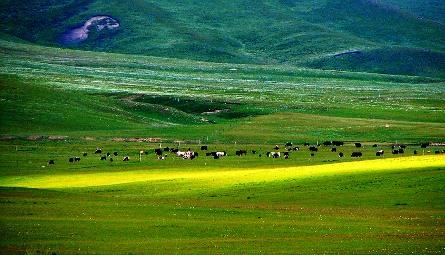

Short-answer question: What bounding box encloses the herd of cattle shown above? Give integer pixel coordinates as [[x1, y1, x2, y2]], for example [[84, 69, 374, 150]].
[[47, 141, 444, 165]]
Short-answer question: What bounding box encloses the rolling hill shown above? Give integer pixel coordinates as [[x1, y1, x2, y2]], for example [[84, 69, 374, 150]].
[[1, 0, 444, 77]]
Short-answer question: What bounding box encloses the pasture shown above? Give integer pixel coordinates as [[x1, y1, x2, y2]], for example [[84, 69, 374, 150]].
[[0, 38, 444, 254], [1, 153, 444, 254]]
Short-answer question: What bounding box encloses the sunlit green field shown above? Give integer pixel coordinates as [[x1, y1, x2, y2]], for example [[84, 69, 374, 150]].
[[1, 37, 445, 254], [1, 155, 444, 254]]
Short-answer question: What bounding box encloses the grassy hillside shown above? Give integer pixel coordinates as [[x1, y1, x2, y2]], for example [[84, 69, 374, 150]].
[[1, 0, 444, 76], [1, 39, 444, 142]]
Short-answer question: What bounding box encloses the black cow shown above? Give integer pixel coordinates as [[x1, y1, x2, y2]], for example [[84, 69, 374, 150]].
[[113, 152, 118, 156], [338, 152, 344, 157], [355, 143, 362, 148], [206, 152, 214, 156], [123, 156, 130, 161], [74, 157, 81, 162], [252, 150, 256, 154], [213, 155, 220, 159], [95, 148, 102, 154], [392, 150, 399, 155], [414, 150, 418, 155], [376, 150, 384, 156], [110, 158, 113, 162], [372, 144, 378, 148], [100, 156, 107, 160], [48, 160, 55, 165], [435, 151, 441, 154], [304, 142, 310, 146], [400, 145, 407, 149], [331, 147, 337, 152], [293, 147, 300, 151], [420, 143, 429, 148], [164, 147, 170, 152], [398, 148, 404, 154], [283, 152, 289, 156], [310, 153, 315, 157], [154, 148, 163, 156], [83, 152, 88, 157], [69, 157, 74, 163], [171, 148, 179, 153], [236, 150, 247, 156], [309, 146, 318, 152], [285, 142, 293, 147], [323, 141, 332, 146], [332, 141, 344, 146], [106, 152, 111, 157], [351, 152, 362, 157], [201, 146, 208, 150]]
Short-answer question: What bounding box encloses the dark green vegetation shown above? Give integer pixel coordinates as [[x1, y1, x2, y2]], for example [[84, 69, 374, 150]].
[[1, 0, 444, 76]]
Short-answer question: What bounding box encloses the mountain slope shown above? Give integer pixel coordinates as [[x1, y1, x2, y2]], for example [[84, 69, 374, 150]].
[[0, 0, 444, 76]]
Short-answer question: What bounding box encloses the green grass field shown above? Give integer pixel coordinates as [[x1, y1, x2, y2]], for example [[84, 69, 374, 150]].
[[0, 1, 445, 252]]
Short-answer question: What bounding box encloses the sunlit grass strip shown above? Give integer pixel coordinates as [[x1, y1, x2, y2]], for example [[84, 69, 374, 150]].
[[0, 155, 444, 189]]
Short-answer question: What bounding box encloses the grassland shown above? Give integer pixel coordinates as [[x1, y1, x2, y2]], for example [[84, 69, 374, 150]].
[[0, 16, 444, 254], [1, 155, 444, 254]]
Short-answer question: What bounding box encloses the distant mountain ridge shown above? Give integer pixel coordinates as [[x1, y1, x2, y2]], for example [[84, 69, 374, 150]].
[[1, 0, 444, 77]]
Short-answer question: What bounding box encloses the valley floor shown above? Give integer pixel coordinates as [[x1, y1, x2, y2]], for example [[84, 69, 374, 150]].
[[1, 155, 444, 254]]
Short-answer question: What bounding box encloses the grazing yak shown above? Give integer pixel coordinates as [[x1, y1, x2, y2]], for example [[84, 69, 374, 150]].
[[332, 141, 344, 146], [354, 143, 362, 148], [309, 146, 318, 152], [376, 150, 384, 156], [154, 148, 163, 156], [338, 152, 344, 157], [236, 150, 247, 156], [201, 146, 208, 151], [351, 152, 362, 157], [123, 156, 130, 161], [266, 152, 280, 158]]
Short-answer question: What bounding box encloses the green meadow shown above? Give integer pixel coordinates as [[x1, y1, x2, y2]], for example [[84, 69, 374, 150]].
[[0, 0, 445, 253]]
